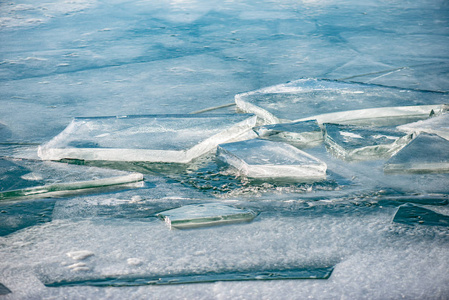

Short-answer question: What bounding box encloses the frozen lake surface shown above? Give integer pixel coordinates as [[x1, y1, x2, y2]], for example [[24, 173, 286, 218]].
[[1, 0, 449, 299]]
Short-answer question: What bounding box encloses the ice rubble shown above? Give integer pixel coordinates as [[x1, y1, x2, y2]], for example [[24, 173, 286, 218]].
[[324, 124, 412, 161], [397, 113, 449, 140], [384, 133, 449, 174], [393, 204, 449, 227], [235, 78, 448, 125], [217, 139, 327, 179], [253, 120, 323, 148], [38, 114, 256, 163], [0, 157, 143, 201], [156, 203, 257, 229]]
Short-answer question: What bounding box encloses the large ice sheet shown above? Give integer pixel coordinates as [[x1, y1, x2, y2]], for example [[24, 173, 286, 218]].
[[157, 203, 257, 229], [397, 113, 449, 140], [253, 120, 323, 148], [384, 133, 449, 174], [324, 124, 411, 161], [38, 114, 256, 163], [217, 139, 327, 180], [0, 157, 143, 201], [235, 78, 449, 125]]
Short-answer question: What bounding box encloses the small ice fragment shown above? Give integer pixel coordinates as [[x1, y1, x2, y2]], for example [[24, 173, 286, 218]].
[[253, 120, 323, 148], [397, 113, 449, 140], [156, 203, 257, 229], [384, 133, 449, 174], [393, 204, 449, 226], [127, 258, 143, 266], [0, 283, 11, 295], [67, 262, 88, 269], [20, 172, 43, 181], [66, 250, 94, 260], [130, 195, 143, 203], [324, 124, 411, 161], [217, 139, 327, 180], [38, 114, 256, 163], [235, 78, 449, 125]]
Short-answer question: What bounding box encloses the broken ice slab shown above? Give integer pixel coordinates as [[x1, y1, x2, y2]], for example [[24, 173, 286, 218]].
[[235, 78, 448, 125], [253, 120, 323, 148], [397, 113, 449, 140], [324, 124, 412, 161], [42, 266, 334, 287], [217, 139, 327, 180], [38, 114, 257, 163], [384, 133, 449, 174], [0, 157, 143, 201], [393, 204, 449, 227], [0, 283, 12, 295], [156, 203, 257, 229]]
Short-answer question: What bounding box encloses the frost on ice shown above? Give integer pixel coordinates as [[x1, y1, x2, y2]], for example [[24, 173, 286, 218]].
[[324, 124, 411, 161], [384, 133, 449, 174], [38, 114, 256, 163], [156, 203, 257, 229], [217, 139, 327, 180]]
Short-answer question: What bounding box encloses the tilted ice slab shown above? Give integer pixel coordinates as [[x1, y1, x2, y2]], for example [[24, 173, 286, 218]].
[[397, 113, 449, 140], [0, 158, 143, 201], [253, 120, 323, 148], [156, 203, 258, 229], [384, 133, 449, 174], [235, 78, 449, 125], [393, 204, 449, 227], [217, 139, 327, 179], [324, 124, 412, 161], [38, 114, 257, 163]]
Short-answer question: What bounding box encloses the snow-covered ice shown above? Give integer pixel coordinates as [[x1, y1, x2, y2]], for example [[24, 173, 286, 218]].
[[217, 139, 327, 180]]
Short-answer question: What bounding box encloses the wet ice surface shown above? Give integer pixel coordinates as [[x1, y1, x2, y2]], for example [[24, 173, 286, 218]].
[[1, 0, 449, 298]]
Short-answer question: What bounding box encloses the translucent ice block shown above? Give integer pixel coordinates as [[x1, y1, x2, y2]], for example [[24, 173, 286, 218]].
[[397, 113, 449, 140], [0, 158, 143, 201], [253, 120, 323, 148], [38, 114, 257, 163], [384, 133, 449, 174], [324, 124, 412, 161], [217, 139, 327, 179], [156, 203, 257, 229], [235, 78, 448, 125], [393, 204, 449, 227]]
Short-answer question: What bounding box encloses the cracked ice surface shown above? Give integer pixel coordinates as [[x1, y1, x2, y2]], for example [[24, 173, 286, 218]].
[[1, 0, 449, 299]]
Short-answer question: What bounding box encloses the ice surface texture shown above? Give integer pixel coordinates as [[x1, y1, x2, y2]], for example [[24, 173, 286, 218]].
[[0, 157, 143, 201], [384, 133, 449, 174], [157, 203, 257, 229], [254, 120, 323, 148], [397, 113, 449, 140], [38, 114, 256, 163], [217, 139, 327, 179], [324, 124, 411, 161], [235, 78, 448, 125]]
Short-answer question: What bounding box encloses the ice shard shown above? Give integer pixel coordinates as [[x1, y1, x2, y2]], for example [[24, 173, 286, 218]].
[[0, 158, 143, 201], [384, 133, 449, 174], [217, 139, 327, 179], [324, 124, 412, 161], [156, 203, 257, 229], [253, 120, 323, 148], [397, 113, 449, 140], [38, 114, 257, 163], [393, 204, 449, 227], [235, 78, 448, 125], [0, 283, 11, 295]]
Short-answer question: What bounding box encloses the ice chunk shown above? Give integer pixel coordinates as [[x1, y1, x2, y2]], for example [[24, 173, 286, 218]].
[[42, 266, 334, 287], [393, 204, 449, 227], [384, 133, 449, 174], [235, 78, 448, 125], [324, 124, 412, 161], [253, 120, 323, 148], [67, 250, 95, 261], [217, 139, 327, 179], [397, 113, 449, 140], [156, 203, 257, 229], [38, 114, 257, 163], [0, 283, 11, 295], [0, 158, 143, 201]]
